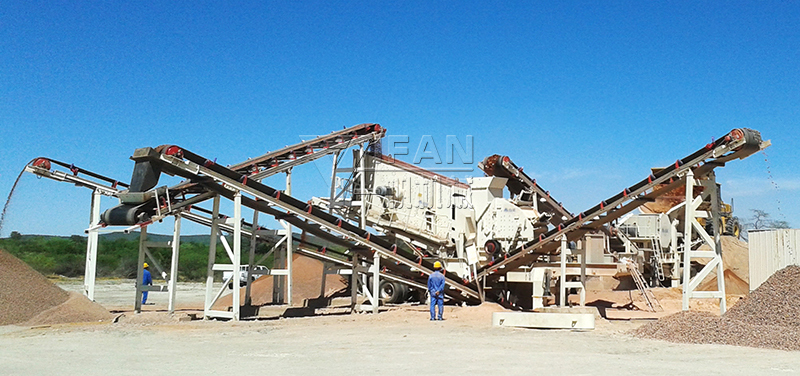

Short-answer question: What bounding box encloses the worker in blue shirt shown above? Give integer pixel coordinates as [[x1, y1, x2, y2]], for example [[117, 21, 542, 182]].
[[427, 261, 445, 321], [142, 263, 153, 305]]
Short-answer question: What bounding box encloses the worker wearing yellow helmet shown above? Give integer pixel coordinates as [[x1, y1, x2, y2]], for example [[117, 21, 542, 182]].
[[141, 262, 153, 305], [427, 261, 445, 321]]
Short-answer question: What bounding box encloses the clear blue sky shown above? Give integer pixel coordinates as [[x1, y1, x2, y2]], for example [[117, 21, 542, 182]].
[[1, 1, 798, 237]]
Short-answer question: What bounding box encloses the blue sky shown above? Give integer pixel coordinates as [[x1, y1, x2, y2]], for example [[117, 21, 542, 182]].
[[1, 1, 797, 237]]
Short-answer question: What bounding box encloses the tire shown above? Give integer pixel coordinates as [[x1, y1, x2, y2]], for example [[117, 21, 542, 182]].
[[379, 280, 406, 304], [724, 217, 741, 238]]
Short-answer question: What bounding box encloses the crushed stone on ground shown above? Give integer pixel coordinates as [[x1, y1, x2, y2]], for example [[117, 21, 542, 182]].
[[634, 266, 800, 351], [0, 250, 111, 326]]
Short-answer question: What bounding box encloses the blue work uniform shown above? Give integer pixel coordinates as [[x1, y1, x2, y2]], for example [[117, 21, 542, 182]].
[[427, 270, 445, 320], [142, 268, 153, 304]]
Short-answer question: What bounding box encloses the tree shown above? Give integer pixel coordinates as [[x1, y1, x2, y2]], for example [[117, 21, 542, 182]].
[[744, 209, 791, 230]]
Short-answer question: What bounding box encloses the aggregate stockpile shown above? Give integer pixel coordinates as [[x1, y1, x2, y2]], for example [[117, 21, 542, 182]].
[[0, 250, 111, 326], [635, 266, 800, 351], [696, 235, 750, 295], [214, 253, 347, 309]]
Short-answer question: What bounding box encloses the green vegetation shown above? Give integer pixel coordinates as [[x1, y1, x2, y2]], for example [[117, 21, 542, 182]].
[[0, 231, 274, 281]]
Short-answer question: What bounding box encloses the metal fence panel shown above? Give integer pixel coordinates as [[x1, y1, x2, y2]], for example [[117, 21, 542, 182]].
[[749, 229, 800, 291]]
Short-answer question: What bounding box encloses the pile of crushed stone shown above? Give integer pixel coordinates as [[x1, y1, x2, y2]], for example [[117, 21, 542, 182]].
[[0, 250, 111, 326], [634, 266, 800, 351], [214, 253, 347, 310]]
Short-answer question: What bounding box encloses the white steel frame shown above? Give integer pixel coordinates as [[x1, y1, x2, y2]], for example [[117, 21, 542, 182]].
[[681, 170, 726, 314]]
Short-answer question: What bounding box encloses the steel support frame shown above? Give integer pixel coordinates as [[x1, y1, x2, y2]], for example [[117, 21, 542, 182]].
[[83, 189, 102, 301], [558, 236, 586, 307], [681, 170, 726, 314], [330, 142, 384, 313], [272, 170, 294, 306], [133, 218, 181, 314], [478, 132, 757, 279], [204, 195, 237, 320]]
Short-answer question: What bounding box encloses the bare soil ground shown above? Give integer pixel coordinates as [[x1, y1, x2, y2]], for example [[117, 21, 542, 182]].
[[2, 302, 799, 376]]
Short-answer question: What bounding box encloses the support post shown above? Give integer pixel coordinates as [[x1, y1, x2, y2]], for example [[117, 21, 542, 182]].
[[83, 189, 101, 301], [670, 219, 680, 288], [372, 252, 380, 314], [167, 215, 181, 314], [682, 171, 694, 311], [708, 174, 727, 314], [285, 169, 293, 306], [232, 191, 242, 320], [245, 210, 259, 306], [359, 144, 367, 229], [204, 195, 221, 319], [559, 236, 567, 307], [579, 244, 586, 307], [350, 254, 359, 311], [329, 151, 339, 214], [135, 227, 147, 313]]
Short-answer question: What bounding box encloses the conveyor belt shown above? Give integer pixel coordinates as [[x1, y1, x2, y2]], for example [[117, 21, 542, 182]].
[[139, 145, 482, 303], [99, 123, 385, 227], [170, 123, 384, 192], [479, 154, 573, 226], [477, 128, 767, 279], [24, 157, 129, 195]]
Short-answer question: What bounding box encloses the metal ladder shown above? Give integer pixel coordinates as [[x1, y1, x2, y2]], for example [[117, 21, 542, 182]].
[[624, 259, 662, 312]]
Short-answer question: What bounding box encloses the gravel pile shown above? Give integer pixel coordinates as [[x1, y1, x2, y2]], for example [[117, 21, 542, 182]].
[[634, 266, 800, 351], [0, 250, 111, 326], [0, 250, 69, 325], [725, 266, 800, 327]]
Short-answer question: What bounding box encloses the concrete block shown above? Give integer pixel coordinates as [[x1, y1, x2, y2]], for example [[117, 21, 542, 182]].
[[492, 312, 594, 330]]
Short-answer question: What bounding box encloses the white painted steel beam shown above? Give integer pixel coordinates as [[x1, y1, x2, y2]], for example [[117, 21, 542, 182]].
[[204, 196, 221, 319], [167, 215, 181, 314], [83, 189, 101, 301]]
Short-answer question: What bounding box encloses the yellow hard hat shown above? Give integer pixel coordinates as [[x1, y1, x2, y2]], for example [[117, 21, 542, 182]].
[[433, 261, 442, 269], [143, 262, 149, 268]]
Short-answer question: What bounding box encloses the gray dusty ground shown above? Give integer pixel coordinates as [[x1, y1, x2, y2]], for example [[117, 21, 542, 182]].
[[56, 279, 212, 310], [1, 313, 799, 376], [1, 280, 796, 375]]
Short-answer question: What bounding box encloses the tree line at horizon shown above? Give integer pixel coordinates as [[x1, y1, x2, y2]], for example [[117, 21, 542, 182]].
[[0, 232, 274, 281]]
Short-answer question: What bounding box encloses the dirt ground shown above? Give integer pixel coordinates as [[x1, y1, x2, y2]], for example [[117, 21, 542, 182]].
[[1, 281, 798, 375]]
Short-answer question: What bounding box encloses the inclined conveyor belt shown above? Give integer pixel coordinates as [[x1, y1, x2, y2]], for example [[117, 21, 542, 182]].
[[140, 145, 482, 303], [479, 154, 573, 226], [477, 128, 767, 279]]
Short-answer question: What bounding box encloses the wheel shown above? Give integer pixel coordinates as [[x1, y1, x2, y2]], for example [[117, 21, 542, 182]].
[[379, 280, 406, 303], [724, 217, 741, 238]]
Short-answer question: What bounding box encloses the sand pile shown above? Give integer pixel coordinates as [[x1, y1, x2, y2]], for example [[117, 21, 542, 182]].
[[25, 292, 112, 326], [697, 236, 750, 294], [0, 250, 111, 326], [0, 250, 69, 325], [634, 266, 800, 351], [215, 253, 347, 309]]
